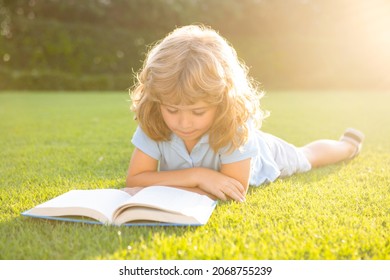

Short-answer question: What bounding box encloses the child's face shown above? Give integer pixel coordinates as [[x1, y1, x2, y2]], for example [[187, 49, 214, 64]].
[[160, 101, 217, 144]]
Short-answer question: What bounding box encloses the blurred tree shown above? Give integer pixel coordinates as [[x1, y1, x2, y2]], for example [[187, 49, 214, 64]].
[[0, 0, 389, 91]]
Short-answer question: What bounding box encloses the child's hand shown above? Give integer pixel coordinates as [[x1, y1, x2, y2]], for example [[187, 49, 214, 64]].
[[193, 168, 246, 202]]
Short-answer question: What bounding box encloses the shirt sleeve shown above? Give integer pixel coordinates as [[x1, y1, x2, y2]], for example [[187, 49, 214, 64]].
[[219, 130, 258, 164], [131, 126, 161, 160]]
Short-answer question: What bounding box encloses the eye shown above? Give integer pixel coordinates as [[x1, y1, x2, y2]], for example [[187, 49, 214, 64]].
[[192, 110, 206, 116], [166, 107, 179, 114]]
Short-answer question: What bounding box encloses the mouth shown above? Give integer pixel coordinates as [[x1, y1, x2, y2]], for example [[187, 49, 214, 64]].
[[176, 130, 197, 136]]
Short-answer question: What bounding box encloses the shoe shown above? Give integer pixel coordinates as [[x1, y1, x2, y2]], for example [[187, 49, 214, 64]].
[[339, 128, 365, 159]]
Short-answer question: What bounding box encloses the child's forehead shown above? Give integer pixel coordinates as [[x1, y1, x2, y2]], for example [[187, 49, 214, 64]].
[[161, 101, 211, 110]]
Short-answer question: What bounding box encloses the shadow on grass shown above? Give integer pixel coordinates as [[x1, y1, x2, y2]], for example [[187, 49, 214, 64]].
[[1, 182, 200, 260], [0, 215, 200, 260], [247, 162, 346, 196]]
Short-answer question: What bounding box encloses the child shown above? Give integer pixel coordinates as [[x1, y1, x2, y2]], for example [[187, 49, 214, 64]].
[[125, 25, 364, 202]]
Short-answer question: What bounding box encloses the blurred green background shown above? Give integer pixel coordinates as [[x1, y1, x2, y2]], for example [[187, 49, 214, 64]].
[[1, 0, 389, 91]]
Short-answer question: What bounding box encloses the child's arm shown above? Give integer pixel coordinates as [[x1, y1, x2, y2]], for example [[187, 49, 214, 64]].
[[220, 159, 251, 195], [125, 148, 249, 202]]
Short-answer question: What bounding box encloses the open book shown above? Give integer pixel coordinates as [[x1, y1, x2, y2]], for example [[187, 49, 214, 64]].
[[22, 186, 217, 226]]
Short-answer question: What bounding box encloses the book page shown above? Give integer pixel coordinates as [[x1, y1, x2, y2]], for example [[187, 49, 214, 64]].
[[113, 207, 199, 226], [116, 186, 217, 224], [30, 189, 131, 223]]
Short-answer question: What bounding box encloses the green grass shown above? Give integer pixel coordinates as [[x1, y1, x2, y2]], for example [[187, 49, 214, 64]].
[[0, 91, 389, 260]]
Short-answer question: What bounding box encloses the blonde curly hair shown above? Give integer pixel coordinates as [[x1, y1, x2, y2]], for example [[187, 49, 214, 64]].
[[130, 25, 267, 153]]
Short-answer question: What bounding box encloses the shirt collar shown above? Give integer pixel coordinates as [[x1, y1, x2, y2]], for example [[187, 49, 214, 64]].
[[171, 133, 209, 145]]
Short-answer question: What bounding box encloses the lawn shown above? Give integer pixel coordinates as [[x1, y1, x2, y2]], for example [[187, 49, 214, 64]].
[[0, 91, 389, 260]]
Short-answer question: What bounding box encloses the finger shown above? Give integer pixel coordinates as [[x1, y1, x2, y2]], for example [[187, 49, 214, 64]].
[[222, 183, 245, 202], [213, 189, 229, 201], [227, 177, 245, 194], [226, 181, 246, 199]]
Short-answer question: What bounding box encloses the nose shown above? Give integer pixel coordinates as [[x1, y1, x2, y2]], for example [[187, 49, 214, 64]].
[[178, 111, 193, 129]]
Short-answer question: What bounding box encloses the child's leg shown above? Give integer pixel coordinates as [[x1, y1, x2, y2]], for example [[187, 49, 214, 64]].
[[301, 128, 364, 168], [301, 140, 355, 168]]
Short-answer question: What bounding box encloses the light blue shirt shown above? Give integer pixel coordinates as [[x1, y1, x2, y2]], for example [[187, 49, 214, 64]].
[[131, 126, 281, 185]]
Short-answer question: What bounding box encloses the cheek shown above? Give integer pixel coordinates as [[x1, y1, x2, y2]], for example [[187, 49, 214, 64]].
[[199, 113, 216, 129], [205, 110, 217, 126], [160, 111, 175, 127]]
